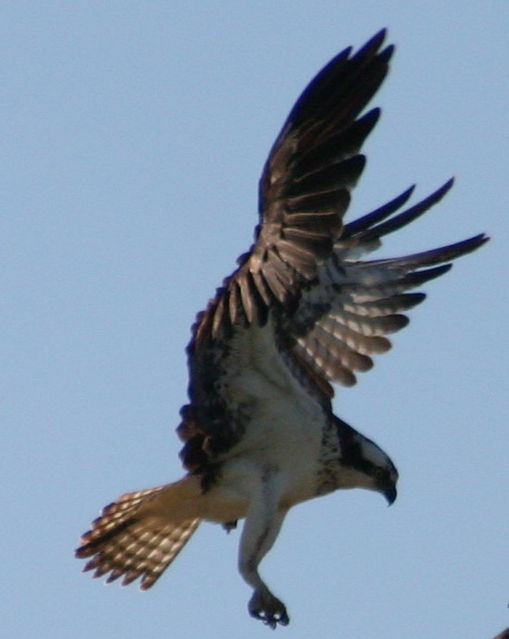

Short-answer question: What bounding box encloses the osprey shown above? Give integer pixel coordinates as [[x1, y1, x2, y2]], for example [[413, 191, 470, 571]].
[[76, 31, 487, 628]]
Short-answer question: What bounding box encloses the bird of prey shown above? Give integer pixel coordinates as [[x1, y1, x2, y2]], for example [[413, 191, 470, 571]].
[[76, 30, 487, 628]]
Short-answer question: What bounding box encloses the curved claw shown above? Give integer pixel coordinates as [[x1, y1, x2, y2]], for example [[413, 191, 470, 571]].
[[222, 520, 238, 533], [248, 588, 290, 628]]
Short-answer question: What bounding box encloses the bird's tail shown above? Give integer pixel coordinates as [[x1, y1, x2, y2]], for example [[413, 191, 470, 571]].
[[75, 476, 202, 589]]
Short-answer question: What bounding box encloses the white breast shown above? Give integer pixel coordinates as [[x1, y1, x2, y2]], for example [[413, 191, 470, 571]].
[[212, 319, 327, 508]]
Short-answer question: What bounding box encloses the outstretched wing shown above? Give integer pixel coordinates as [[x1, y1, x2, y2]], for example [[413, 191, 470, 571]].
[[194, 30, 393, 343], [289, 179, 487, 396], [181, 31, 487, 470]]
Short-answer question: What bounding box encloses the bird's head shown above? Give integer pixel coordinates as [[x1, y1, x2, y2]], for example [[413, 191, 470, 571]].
[[336, 419, 398, 505]]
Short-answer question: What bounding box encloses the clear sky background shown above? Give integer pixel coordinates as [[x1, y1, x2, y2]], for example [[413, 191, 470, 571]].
[[3, 3, 508, 638]]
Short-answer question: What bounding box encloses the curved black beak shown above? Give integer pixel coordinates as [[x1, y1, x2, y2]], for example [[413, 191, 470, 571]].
[[383, 484, 397, 506]]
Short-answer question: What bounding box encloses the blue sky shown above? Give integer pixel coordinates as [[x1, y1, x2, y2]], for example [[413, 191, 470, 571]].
[[3, 3, 508, 638]]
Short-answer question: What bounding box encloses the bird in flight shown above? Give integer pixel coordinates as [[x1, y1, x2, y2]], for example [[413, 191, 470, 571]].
[[76, 30, 487, 628]]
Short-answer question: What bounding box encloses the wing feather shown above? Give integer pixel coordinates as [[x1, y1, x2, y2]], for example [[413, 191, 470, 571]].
[[193, 30, 393, 343], [292, 184, 488, 393]]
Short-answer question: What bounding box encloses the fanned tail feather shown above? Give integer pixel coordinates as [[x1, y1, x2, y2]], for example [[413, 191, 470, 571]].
[[76, 479, 202, 590]]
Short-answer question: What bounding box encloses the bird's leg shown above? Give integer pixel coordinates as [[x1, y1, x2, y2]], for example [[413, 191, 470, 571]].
[[238, 467, 289, 628]]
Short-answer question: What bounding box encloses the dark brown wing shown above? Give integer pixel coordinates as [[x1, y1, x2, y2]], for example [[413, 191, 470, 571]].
[[179, 33, 394, 471], [193, 30, 393, 344]]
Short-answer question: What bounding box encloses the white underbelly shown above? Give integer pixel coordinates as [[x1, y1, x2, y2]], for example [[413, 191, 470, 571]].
[[203, 320, 327, 517], [202, 444, 323, 524]]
